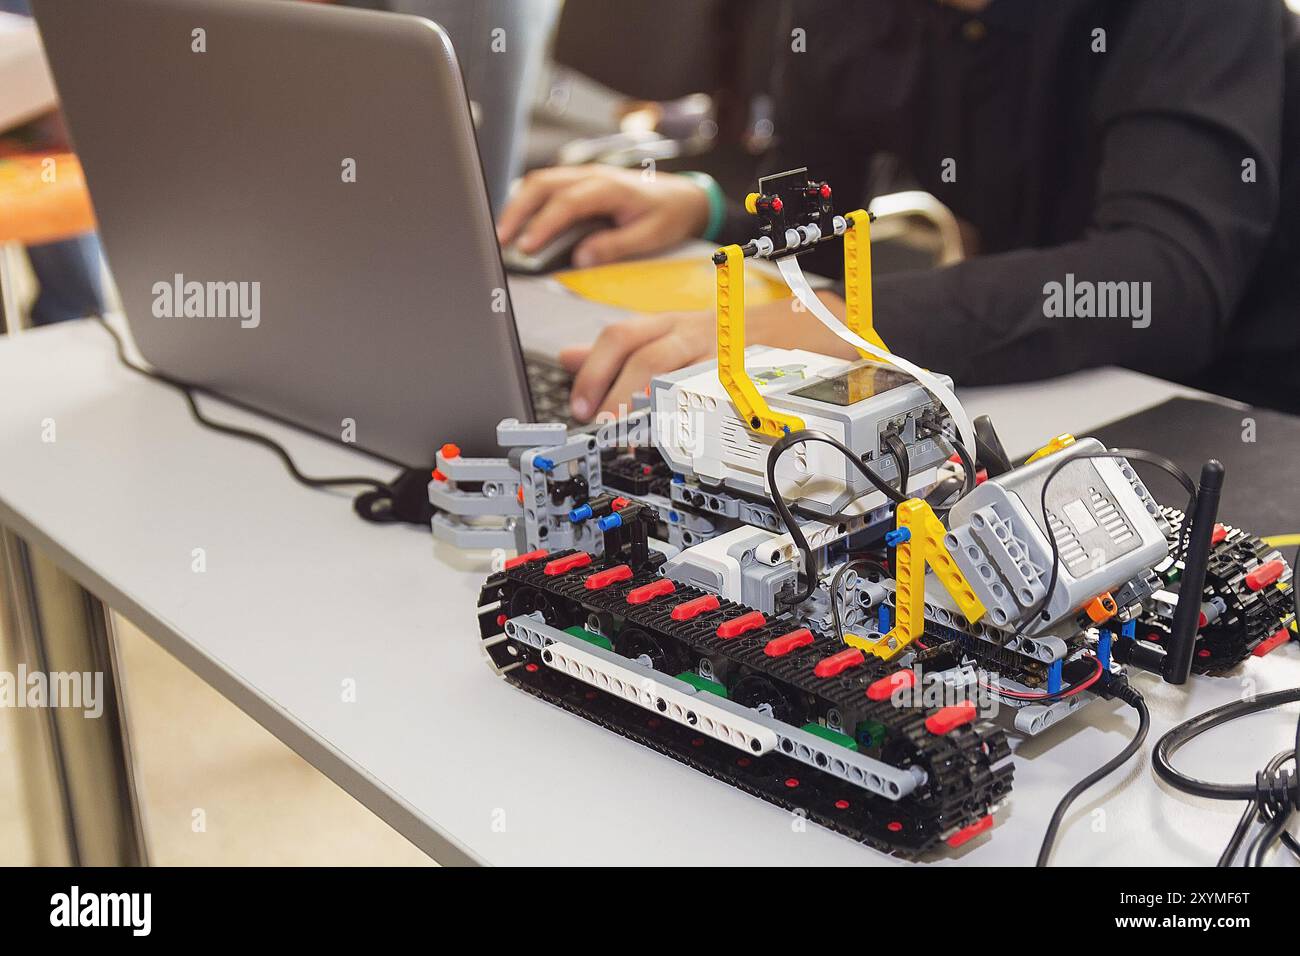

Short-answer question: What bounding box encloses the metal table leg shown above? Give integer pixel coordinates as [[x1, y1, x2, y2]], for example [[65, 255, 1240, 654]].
[[0, 526, 148, 865], [0, 242, 29, 335]]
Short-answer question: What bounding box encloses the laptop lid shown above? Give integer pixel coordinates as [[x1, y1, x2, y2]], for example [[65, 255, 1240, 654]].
[[32, 0, 534, 464]]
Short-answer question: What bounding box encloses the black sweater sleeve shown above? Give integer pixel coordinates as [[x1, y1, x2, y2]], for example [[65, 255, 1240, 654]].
[[718, 0, 888, 258], [871, 0, 1284, 385]]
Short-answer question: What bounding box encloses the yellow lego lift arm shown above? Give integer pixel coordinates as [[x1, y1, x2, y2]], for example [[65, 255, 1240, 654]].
[[842, 209, 890, 354], [714, 245, 806, 438], [714, 209, 889, 438], [846, 498, 987, 661], [849, 434, 1080, 661]]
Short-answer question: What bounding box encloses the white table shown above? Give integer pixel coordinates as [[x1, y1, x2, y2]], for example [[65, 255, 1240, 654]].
[[2, 313, 1296, 867]]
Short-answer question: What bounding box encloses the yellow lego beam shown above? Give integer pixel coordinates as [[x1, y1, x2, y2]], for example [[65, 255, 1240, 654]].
[[846, 498, 986, 661], [842, 210, 889, 356], [715, 244, 805, 438]]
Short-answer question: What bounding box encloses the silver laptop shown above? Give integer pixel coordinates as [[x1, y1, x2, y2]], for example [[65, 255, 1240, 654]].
[[32, 0, 552, 464]]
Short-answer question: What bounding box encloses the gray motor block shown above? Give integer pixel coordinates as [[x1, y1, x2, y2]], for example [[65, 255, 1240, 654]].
[[947, 438, 1169, 634]]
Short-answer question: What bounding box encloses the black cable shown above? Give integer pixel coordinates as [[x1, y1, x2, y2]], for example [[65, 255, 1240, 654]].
[[766, 429, 909, 605], [1293, 542, 1299, 637], [766, 427, 975, 606], [925, 475, 964, 509], [92, 315, 419, 520], [918, 422, 976, 500], [948, 436, 977, 499], [1152, 687, 1300, 866], [1219, 791, 1260, 866], [1036, 683, 1150, 866], [1153, 688, 1300, 801], [1246, 799, 1293, 866], [1216, 749, 1300, 865], [883, 431, 909, 497], [1007, 447, 1197, 645]]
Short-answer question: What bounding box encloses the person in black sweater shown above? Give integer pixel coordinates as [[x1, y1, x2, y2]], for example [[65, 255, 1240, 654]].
[[496, 0, 1299, 419]]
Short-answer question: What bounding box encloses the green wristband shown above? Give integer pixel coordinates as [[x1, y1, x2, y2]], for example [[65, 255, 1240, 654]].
[[679, 171, 727, 243]]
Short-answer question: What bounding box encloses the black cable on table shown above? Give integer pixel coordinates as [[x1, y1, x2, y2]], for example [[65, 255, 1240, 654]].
[[92, 315, 423, 523], [1225, 749, 1300, 866], [1036, 682, 1150, 866], [1152, 687, 1300, 866]]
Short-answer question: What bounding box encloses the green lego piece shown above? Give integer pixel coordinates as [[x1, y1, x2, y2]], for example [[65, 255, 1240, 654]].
[[855, 720, 888, 749], [564, 625, 612, 652], [802, 722, 859, 751], [675, 671, 728, 697]]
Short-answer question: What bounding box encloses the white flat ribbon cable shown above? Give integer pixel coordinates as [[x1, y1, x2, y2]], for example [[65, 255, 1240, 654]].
[[776, 256, 977, 456]]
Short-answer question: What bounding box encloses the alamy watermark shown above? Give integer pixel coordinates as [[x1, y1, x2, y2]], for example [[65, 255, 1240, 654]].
[[1, 666, 103, 718], [887, 663, 1001, 719], [1043, 273, 1151, 329], [152, 273, 261, 329], [50, 886, 150, 936]]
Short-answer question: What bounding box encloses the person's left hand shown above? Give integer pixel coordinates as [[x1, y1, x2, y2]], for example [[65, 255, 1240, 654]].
[[558, 311, 711, 422]]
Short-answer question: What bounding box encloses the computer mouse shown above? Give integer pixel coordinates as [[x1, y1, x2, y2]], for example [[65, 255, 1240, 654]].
[[500, 217, 614, 274]]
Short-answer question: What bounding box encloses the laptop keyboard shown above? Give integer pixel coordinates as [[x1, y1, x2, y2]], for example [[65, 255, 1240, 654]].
[[524, 355, 577, 426]]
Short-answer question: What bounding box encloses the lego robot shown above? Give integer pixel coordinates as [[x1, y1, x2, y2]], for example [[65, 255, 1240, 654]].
[[440, 170, 1296, 858]]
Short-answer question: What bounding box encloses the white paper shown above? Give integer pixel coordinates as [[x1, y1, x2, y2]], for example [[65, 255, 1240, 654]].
[[776, 256, 977, 457], [0, 13, 58, 133]]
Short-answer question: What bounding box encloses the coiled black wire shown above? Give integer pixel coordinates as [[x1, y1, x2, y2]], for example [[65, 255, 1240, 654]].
[[1153, 687, 1300, 866], [1217, 749, 1300, 866]]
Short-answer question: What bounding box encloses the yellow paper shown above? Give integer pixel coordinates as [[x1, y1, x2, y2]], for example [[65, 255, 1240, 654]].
[[554, 257, 790, 313]]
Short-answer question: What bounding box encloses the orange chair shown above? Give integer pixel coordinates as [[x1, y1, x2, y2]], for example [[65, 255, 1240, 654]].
[[0, 151, 96, 244], [0, 151, 97, 330]]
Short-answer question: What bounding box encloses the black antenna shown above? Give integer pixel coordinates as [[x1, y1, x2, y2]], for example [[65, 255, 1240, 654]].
[[1163, 460, 1224, 685]]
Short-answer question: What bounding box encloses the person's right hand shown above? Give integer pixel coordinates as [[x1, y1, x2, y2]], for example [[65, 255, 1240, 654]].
[[495, 165, 710, 268]]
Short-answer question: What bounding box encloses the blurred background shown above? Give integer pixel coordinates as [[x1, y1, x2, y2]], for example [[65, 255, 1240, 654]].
[[2, 0, 967, 337]]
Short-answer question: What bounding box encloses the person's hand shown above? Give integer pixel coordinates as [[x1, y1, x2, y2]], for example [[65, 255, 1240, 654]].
[[559, 291, 858, 421], [496, 165, 711, 268]]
